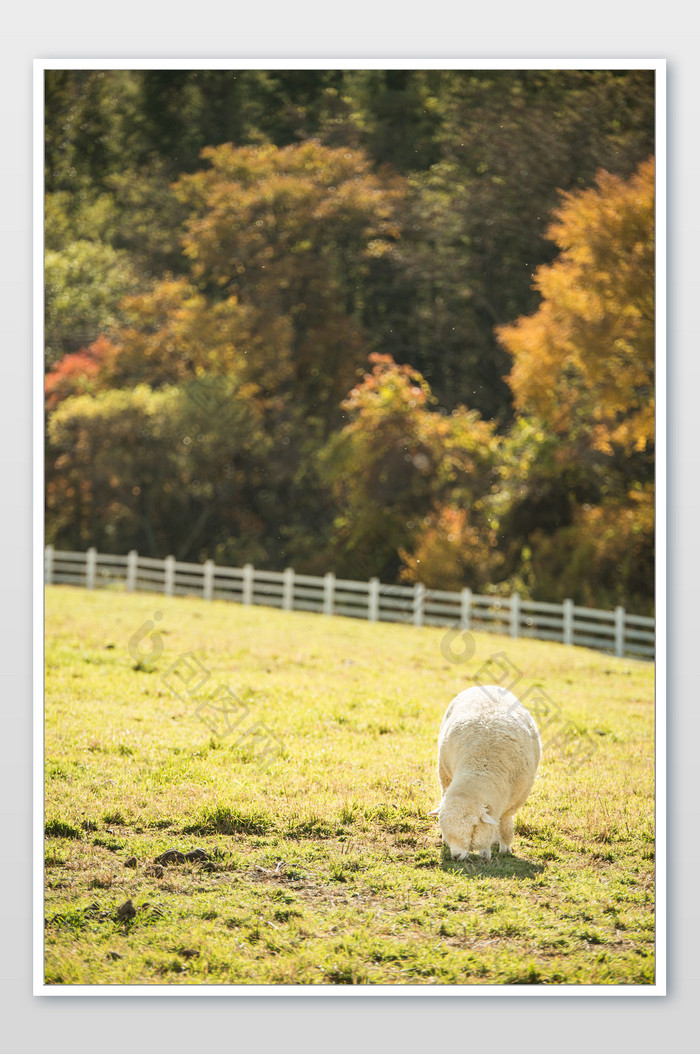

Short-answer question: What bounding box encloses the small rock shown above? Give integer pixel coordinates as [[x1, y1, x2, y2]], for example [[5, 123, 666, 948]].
[[114, 898, 136, 921], [106, 950, 122, 961], [155, 849, 186, 866], [124, 856, 137, 869], [154, 864, 164, 878], [184, 849, 208, 862], [179, 948, 199, 960]]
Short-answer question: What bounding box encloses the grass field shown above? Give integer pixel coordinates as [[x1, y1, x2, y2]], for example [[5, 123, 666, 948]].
[[43, 584, 656, 987]]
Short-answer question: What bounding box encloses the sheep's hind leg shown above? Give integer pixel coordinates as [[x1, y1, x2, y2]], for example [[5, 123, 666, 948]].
[[498, 815, 515, 854]]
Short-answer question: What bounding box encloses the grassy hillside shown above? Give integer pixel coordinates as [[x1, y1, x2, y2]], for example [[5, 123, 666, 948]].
[[43, 585, 656, 987]]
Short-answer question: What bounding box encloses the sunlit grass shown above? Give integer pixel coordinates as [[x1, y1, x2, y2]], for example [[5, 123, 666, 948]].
[[43, 585, 656, 986]]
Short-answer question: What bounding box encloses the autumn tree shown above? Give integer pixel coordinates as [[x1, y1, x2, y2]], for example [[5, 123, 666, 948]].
[[44, 335, 118, 410], [493, 156, 656, 612], [321, 354, 498, 582], [45, 141, 411, 569], [45, 382, 280, 563], [170, 140, 406, 432], [368, 70, 655, 420], [46, 140, 408, 566], [45, 69, 655, 420], [498, 156, 655, 455], [43, 71, 657, 606]]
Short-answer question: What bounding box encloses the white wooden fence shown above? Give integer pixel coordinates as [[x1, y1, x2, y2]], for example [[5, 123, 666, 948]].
[[44, 546, 655, 660]]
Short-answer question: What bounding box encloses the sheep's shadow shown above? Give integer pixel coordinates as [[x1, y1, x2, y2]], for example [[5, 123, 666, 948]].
[[439, 846, 544, 880]]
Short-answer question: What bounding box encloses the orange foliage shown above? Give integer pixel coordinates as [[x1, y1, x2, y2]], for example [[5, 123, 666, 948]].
[[399, 505, 504, 592], [44, 335, 118, 410]]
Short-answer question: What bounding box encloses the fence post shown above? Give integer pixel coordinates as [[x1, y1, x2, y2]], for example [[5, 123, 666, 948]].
[[368, 577, 380, 623], [164, 555, 175, 597], [615, 606, 625, 658], [510, 591, 520, 639], [45, 545, 54, 585], [86, 547, 97, 590], [323, 572, 335, 616], [203, 559, 215, 601], [282, 567, 294, 612], [242, 564, 254, 606], [460, 587, 472, 630], [126, 550, 138, 593], [563, 598, 574, 645], [413, 582, 425, 627]]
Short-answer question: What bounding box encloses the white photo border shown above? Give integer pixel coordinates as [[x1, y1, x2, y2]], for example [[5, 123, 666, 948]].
[[34, 55, 666, 998]]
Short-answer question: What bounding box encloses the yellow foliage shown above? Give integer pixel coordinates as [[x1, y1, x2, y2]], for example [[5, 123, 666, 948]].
[[498, 157, 655, 455], [321, 354, 499, 580], [169, 141, 407, 425]]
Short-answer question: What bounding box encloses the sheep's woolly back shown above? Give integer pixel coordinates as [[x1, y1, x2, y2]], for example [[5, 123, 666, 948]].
[[436, 685, 541, 859], [438, 685, 540, 787]]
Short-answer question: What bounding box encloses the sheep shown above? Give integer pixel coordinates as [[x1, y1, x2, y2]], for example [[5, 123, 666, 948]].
[[429, 684, 541, 861]]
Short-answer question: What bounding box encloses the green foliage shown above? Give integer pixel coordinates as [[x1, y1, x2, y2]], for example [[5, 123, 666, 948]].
[[45, 191, 120, 251], [45, 239, 140, 368], [106, 160, 190, 276], [45, 70, 137, 192], [46, 383, 272, 561]]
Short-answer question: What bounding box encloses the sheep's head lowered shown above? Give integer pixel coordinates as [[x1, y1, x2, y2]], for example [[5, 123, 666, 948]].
[[430, 799, 499, 861]]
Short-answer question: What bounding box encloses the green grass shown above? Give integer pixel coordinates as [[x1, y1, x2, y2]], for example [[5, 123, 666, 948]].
[[43, 585, 656, 987]]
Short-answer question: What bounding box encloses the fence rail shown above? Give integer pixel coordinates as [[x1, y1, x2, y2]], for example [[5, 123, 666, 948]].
[[44, 547, 655, 660]]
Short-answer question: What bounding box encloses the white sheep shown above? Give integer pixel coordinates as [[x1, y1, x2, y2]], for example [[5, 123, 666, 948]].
[[429, 684, 541, 861]]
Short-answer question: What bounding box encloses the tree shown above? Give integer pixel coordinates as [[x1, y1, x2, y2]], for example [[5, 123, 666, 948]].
[[45, 383, 274, 563], [45, 335, 118, 410], [498, 156, 655, 455], [367, 70, 656, 421], [171, 140, 406, 432], [44, 69, 656, 423], [45, 70, 138, 194], [491, 157, 656, 612], [398, 504, 504, 593], [45, 239, 140, 368], [105, 159, 190, 277], [43, 72, 657, 606], [321, 353, 497, 582], [46, 139, 409, 567]]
